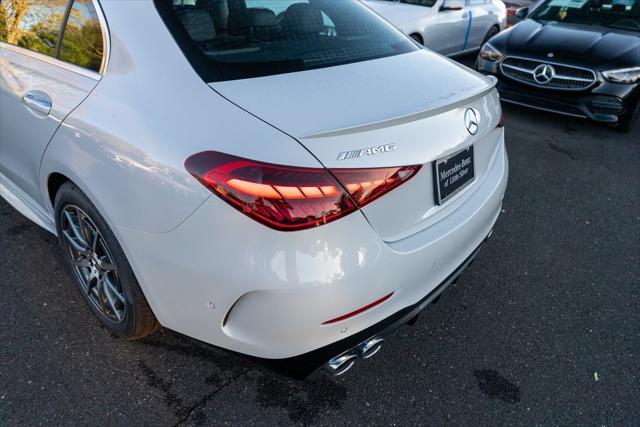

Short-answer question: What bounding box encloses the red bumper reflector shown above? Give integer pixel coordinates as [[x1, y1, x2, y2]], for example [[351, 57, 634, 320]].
[[322, 292, 395, 325]]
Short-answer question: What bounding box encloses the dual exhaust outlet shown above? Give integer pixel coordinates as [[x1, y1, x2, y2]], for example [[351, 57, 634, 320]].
[[326, 336, 385, 376]]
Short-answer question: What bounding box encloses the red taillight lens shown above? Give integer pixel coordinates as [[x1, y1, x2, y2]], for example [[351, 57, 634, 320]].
[[331, 166, 422, 207], [185, 151, 420, 231], [497, 110, 505, 128]]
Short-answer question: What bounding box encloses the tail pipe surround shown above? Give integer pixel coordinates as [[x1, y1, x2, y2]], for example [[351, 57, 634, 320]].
[[326, 336, 385, 376]]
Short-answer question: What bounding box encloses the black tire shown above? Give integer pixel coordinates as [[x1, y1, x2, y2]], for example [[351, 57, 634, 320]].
[[482, 25, 500, 45], [410, 33, 423, 45], [54, 182, 159, 339]]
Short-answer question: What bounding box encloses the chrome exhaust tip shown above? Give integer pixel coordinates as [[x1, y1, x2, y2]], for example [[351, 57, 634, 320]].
[[326, 337, 384, 376], [358, 337, 384, 359], [327, 353, 357, 376]]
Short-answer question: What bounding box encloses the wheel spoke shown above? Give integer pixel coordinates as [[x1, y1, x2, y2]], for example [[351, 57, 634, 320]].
[[100, 263, 117, 272], [96, 280, 108, 314], [87, 276, 99, 294], [64, 210, 88, 248], [102, 279, 122, 320], [91, 229, 99, 253], [104, 277, 125, 304], [62, 230, 86, 253], [72, 256, 91, 268], [76, 207, 93, 248]]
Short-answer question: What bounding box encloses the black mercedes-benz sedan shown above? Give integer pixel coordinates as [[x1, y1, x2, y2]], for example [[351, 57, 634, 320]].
[[476, 0, 640, 131]]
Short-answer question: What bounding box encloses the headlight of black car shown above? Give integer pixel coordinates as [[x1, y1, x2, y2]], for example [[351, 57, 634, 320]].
[[479, 43, 503, 61], [602, 67, 640, 84]]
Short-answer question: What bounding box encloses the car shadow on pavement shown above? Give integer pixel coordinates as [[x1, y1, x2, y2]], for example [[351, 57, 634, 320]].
[[137, 330, 347, 425]]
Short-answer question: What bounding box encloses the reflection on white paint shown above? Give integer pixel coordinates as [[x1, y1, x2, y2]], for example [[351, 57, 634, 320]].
[[358, 247, 367, 268], [270, 247, 345, 285]]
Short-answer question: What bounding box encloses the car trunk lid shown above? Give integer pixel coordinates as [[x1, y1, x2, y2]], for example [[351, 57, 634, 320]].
[[210, 50, 502, 240]]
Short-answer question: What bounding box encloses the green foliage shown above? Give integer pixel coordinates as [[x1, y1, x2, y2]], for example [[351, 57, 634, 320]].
[[1, 0, 103, 72], [59, 20, 103, 71], [16, 19, 59, 56]]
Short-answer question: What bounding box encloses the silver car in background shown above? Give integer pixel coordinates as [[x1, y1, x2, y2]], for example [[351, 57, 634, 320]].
[[0, 0, 507, 377], [365, 0, 507, 56]]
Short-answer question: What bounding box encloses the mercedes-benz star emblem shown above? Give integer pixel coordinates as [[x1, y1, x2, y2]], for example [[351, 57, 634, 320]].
[[464, 108, 479, 135], [533, 64, 555, 85]]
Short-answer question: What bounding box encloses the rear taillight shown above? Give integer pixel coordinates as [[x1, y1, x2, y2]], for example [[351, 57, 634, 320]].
[[332, 166, 422, 207], [497, 110, 505, 128], [185, 151, 421, 231]]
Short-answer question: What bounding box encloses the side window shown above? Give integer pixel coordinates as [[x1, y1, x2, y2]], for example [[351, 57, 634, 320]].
[[59, 0, 104, 72], [0, 0, 66, 56]]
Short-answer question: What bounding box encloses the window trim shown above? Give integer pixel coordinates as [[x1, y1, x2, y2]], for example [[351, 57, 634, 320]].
[[55, 0, 75, 59], [0, 0, 110, 78]]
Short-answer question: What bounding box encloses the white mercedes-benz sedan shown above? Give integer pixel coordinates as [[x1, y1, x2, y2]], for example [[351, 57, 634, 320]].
[[365, 0, 507, 56], [0, 0, 508, 377]]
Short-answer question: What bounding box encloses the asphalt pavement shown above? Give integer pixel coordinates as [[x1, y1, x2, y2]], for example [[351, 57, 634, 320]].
[[1, 64, 639, 425]]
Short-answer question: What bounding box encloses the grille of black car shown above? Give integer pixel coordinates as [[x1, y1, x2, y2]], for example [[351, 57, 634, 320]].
[[500, 57, 596, 91]]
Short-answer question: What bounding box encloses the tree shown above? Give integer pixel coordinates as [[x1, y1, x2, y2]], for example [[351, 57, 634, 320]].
[[0, 4, 7, 41], [5, 0, 28, 45]]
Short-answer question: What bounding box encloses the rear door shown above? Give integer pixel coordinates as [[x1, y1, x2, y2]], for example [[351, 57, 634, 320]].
[[425, 0, 469, 54], [0, 0, 106, 206], [465, 0, 495, 49]]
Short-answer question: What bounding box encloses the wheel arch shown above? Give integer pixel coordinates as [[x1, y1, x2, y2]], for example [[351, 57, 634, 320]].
[[42, 167, 166, 326], [409, 32, 424, 45], [483, 24, 501, 45], [47, 172, 72, 210]]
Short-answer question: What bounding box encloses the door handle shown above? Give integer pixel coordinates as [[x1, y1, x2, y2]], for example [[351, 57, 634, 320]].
[[22, 91, 52, 115], [462, 12, 469, 18]]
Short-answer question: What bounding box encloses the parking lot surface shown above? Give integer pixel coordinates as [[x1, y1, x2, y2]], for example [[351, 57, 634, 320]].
[[1, 71, 639, 424]]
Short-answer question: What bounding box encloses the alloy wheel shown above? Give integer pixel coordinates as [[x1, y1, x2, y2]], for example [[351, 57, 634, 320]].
[[60, 205, 127, 323]]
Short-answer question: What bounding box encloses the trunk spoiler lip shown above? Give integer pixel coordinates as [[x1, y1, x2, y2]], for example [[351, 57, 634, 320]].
[[299, 81, 498, 140]]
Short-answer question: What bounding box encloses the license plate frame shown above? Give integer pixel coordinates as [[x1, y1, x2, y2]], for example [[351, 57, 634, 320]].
[[433, 146, 476, 205]]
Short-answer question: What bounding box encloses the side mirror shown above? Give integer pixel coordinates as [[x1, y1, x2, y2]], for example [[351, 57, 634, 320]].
[[515, 7, 529, 19], [441, 0, 465, 11]]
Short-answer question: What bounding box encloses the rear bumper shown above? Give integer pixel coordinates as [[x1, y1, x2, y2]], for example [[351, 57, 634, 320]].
[[251, 238, 486, 378], [117, 136, 508, 365]]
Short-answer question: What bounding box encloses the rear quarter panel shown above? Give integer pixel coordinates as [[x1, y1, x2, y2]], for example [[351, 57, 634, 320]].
[[41, 0, 320, 234], [40, 0, 325, 321]]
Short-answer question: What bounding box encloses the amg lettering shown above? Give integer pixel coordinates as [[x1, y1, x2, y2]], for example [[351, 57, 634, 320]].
[[337, 144, 397, 161]]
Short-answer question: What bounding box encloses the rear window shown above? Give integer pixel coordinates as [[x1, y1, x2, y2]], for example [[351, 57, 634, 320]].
[[155, 0, 417, 81], [59, 0, 105, 72]]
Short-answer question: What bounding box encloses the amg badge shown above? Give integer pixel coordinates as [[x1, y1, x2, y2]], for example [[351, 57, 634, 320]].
[[337, 144, 397, 161]]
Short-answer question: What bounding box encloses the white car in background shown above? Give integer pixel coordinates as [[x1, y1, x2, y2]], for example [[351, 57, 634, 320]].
[[365, 0, 507, 56]]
